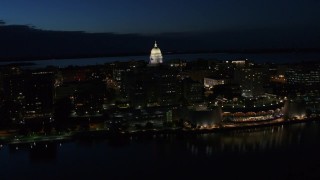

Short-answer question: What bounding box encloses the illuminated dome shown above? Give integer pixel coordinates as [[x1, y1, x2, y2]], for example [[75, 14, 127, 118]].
[[149, 41, 163, 65]]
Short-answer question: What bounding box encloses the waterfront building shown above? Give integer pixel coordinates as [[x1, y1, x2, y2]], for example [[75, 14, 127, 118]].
[[283, 98, 306, 120], [189, 106, 222, 128], [234, 66, 268, 97]]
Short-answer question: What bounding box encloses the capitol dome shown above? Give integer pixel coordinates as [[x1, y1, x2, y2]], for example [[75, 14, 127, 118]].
[[149, 41, 163, 65]]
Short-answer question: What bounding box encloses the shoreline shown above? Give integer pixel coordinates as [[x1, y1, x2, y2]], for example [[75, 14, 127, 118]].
[[2, 117, 319, 146]]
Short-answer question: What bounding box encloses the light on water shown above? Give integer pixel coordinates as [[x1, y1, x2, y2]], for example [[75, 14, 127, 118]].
[[1, 122, 320, 179]]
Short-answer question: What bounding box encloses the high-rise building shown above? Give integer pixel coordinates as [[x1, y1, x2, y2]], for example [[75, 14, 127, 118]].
[[183, 78, 204, 103], [3, 72, 55, 122], [286, 68, 320, 86], [234, 66, 268, 97], [285, 66, 320, 97]]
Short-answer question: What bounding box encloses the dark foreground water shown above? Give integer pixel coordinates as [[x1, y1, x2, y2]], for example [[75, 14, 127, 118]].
[[1, 122, 320, 180]]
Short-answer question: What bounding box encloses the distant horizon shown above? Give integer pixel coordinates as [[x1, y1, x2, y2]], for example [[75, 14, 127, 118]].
[[1, 22, 320, 61], [1, 51, 320, 69], [1, 1, 319, 59], [1, 45, 320, 62]]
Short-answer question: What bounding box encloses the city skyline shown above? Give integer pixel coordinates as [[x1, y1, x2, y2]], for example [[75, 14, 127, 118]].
[[1, 0, 320, 60], [0, 22, 320, 61], [1, 1, 320, 179]]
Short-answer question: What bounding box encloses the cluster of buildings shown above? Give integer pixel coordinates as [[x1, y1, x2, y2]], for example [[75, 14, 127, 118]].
[[0, 42, 319, 131]]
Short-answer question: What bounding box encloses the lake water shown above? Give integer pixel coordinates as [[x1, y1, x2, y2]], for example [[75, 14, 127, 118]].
[[1, 52, 320, 69], [1, 121, 320, 179]]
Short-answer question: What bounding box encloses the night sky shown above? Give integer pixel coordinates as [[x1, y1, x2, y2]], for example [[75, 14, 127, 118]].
[[0, 0, 320, 60], [1, 0, 320, 34]]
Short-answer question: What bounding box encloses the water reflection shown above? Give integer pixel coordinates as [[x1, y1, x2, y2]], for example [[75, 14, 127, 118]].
[[2, 122, 320, 160], [8, 142, 58, 163], [183, 122, 319, 156], [1, 122, 320, 179]]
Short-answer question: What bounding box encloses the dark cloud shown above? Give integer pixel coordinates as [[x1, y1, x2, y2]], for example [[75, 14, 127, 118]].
[[0, 20, 5, 25]]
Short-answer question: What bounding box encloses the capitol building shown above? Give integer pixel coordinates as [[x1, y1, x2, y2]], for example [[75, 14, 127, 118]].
[[149, 41, 163, 65]]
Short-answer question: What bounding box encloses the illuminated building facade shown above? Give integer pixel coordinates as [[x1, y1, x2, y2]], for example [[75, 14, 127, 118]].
[[149, 41, 163, 65], [204, 77, 225, 89], [231, 60, 247, 67], [286, 68, 320, 86]]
